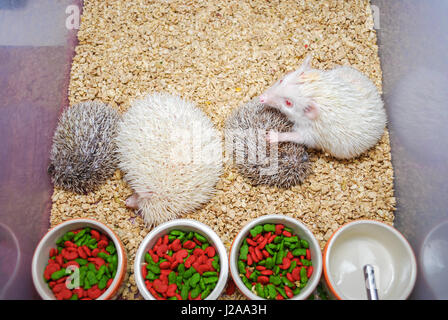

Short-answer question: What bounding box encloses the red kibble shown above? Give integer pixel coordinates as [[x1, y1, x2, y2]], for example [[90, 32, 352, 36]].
[[184, 255, 197, 268], [159, 261, 171, 269], [175, 249, 188, 262], [142, 265, 148, 279], [253, 233, 261, 241], [280, 257, 291, 270], [156, 244, 168, 256], [262, 250, 270, 258], [286, 251, 293, 260], [97, 240, 108, 249], [55, 254, 64, 266], [276, 293, 284, 300], [255, 265, 266, 271], [268, 234, 277, 243], [282, 230, 292, 237], [182, 240, 196, 250], [260, 270, 273, 276], [44, 263, 60, 281], [163, 234, 169, 245], [247, 253, 253, 265], [292, 267, 301, 281], [250, 251, 259, 263], [284, 286, 294, 298], [193, 238, 202, 246], [153, 279, 168, 293], [78, 246, 87, 259], [275, 224, 284, 235], [286, 272, 294, 282], [166, 283, 177, 297], [255, 248, 263, 260], [63, 261, 80, 269], [257, 238, 268, 250], [257, 276, 269, 284], [306, 249, 311, 261], [91, 248, 100, 257], [307, 266, 313, 278], [205, 246, 215, 258], [49, 248, 58, 257], [90, 229, 100, 241], [170, 238, 182, 251], [246, 238, 257, 246], [62, 248, 78, 260], [150, 252, 159, 263], [193, 248, 203, 256]]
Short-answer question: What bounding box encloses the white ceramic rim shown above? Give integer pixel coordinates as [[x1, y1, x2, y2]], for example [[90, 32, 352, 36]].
[[134, 219, 229, 300], [31, 218, 126, 300], [324, 220, 417, 300], [229, 214, 323, 300]]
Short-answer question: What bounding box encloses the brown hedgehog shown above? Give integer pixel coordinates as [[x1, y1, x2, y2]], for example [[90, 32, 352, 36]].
[[48, 101, 121, 194], [225, 98, 311, 188]]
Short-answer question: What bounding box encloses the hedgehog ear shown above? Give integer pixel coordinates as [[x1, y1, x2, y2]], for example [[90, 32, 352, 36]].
[[304, 102, 319, 120], [301, 54, 313, 71], [295, 55, 313, 83]]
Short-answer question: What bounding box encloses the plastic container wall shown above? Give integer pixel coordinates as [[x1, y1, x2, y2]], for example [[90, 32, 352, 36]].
[[0, 0, 81, 299], [371, 0, 448, 299]]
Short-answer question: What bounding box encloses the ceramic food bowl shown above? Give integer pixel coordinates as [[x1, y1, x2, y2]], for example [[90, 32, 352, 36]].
[[323, 219, 417, 300], [229, 214, 323, 300], [134, 219, 229, 300], [32, 218, 128, 300]]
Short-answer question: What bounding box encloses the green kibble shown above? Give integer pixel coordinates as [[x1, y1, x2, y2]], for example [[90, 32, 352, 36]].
[[63, 232, 75, 241], [267, 284, 277, 300], [301, 259, 312, 266], [75, 258, 88, 266], [293, 287, 301, 295], [190, 286, 201, 299], [190, 273, 200, 287], [300, 267, 308, 283], [169, 230, 184, 237], [255, 283, 264, 298], [282, 277, 294, 288], [96, 265, 106, 280], [273, 236, 282, 244], [84, 277, 91, 290], [51, 268, 67, 280], [239, 243, 249, 260], [180, 284, 190, 300], [263, 224, 276, 233], [183, 267, 196, 279], [292, 248, 307, 256], [97, 252, 110, 261], [168, 296, 178, 300], [249, 225, 263, 237], [106, 244, 116, 255], [265, 246, 274, 255], [186, 232, 193, 240], [265, 257, 274, 269], [249, 271, 258, 281], [73, 229, 86, 242], [276, 286, 288, 299], [212, 260, 220, 272], [194, 232, 208, 243], [98, 275, 108, 290], [70, 294, 78, 300], [203, 276, 218, 285], [199, 277, 206, 291], [238, 260, 246, 274], [300, 239, 309, 249], [202, 271, 218, 277], [178, 263, 185, 276], [86, 271, 98, 285], [146, 263, 160, 275], [288, 260, 297, 273], [201, 287, 211, 299], [168, 271, 177, 284], [269, 275, 281, 286], [242, 276, 252, 290]]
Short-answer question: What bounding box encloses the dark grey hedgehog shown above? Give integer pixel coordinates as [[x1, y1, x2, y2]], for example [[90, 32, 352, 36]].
[[48, 101, 121, 194], [224, 98, 311, 188]]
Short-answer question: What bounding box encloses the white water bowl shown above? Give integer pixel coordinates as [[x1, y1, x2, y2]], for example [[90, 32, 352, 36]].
[[323, 220, 417, 300]]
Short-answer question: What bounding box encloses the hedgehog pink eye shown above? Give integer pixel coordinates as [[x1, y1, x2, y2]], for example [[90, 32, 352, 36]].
[[279, 79, 283, 84], [285, 99, 292, 107]]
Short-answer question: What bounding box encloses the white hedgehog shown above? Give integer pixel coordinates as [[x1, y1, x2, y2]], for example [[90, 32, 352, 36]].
[[260, 55, 387, 159], [115, 93, 223, 227]]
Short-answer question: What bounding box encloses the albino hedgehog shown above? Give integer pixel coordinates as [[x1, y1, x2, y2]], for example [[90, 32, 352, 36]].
[[115, 93, 223, 227], [260, 55, 387, 159]]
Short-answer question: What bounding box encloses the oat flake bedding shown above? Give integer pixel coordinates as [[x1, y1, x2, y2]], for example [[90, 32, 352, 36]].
[[50, 0, 396, 299]]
